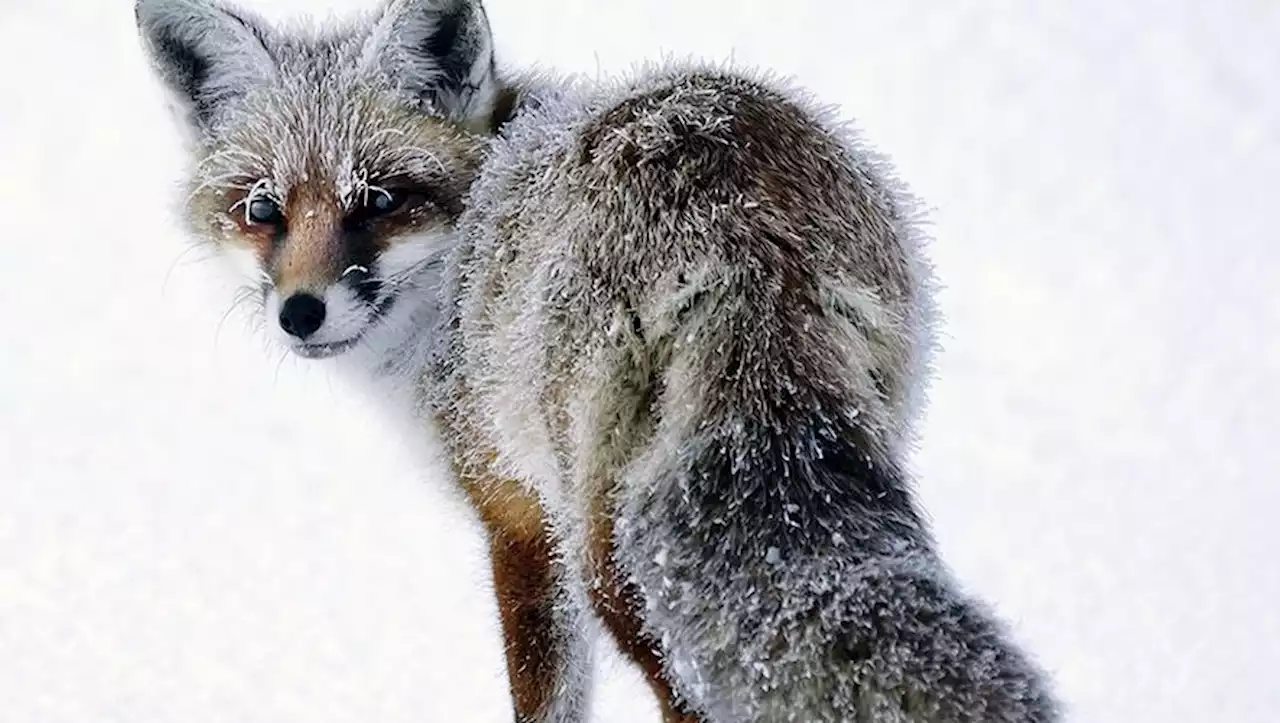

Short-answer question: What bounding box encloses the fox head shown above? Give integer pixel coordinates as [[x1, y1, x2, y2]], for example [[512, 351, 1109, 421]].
[[137, 0, 509, 360]]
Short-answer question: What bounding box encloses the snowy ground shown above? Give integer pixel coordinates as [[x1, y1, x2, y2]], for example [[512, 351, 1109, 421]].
[[2, 1, 1277, 721]]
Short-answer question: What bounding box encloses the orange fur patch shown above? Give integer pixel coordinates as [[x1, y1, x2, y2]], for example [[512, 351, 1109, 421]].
[[272, 181, 344, 294]]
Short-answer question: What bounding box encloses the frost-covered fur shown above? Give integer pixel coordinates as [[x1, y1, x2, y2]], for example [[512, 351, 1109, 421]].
[[137, 0, 1061, 720], [445, 66, 1060, 722]]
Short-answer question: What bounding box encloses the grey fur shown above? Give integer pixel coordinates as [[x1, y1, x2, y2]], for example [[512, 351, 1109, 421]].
[[137, 1, 1061, 720]]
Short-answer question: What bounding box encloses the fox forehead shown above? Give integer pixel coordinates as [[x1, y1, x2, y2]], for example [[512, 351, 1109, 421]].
[[192, 80, 480, 211]]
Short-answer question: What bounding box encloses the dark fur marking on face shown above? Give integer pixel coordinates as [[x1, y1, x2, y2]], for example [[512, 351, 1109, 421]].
[[338, 183, 458, 307], [409, 182, 466, 220], [341, 224, 384, 306], [355, 172, 467, 222]]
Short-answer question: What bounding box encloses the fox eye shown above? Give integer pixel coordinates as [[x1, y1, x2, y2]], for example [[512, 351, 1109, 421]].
[[247, 197, 283, 225], [346, 189, 415, 228], [368, 189, 407, 216]]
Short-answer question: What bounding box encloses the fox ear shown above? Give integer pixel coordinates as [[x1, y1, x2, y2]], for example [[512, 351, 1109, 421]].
[[135, 0, 277, 134], [364, 0, 502, 132]]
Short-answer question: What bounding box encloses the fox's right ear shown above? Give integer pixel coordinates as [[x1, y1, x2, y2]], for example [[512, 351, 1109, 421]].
[[135, 0, 277, 135], [363, 0, 507, 133]]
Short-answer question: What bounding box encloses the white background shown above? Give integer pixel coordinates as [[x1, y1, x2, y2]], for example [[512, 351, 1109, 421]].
[[2, 1, 1277, 721]]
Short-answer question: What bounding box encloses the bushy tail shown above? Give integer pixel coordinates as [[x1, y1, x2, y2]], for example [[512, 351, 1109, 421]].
[[612, 265, 1060, 722]]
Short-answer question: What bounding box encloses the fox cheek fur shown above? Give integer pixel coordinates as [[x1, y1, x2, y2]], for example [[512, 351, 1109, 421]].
[[138, 0, 1062, 721]]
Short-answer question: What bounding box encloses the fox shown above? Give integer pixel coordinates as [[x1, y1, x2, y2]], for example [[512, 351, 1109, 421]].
[[134, 0, 1061, 720]]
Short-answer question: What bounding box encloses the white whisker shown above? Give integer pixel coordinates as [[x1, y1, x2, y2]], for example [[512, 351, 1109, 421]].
[[161, 242, 219, 297]]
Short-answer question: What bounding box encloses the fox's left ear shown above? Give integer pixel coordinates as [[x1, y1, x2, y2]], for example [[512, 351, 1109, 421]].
[[364, 0, 505, 133]]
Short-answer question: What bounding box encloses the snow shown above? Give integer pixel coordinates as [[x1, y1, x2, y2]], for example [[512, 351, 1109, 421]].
[[1, 0, 1277, 721]]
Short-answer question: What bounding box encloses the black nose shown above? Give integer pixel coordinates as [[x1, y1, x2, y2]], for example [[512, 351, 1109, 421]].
[[279, 293, 326, 339]]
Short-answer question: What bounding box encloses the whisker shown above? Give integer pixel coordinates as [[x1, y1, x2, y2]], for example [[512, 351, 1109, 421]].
[[214, 285, 263, 348], [377, 254, 450, 289], [369, 242, 453, 284], [272, 346, 292, 386], [186, 173, 255, 205], [161, 242, 218, 297]]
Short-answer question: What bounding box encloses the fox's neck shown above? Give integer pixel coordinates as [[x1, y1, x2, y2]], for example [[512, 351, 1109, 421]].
[[334, 259, 452, 415]]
